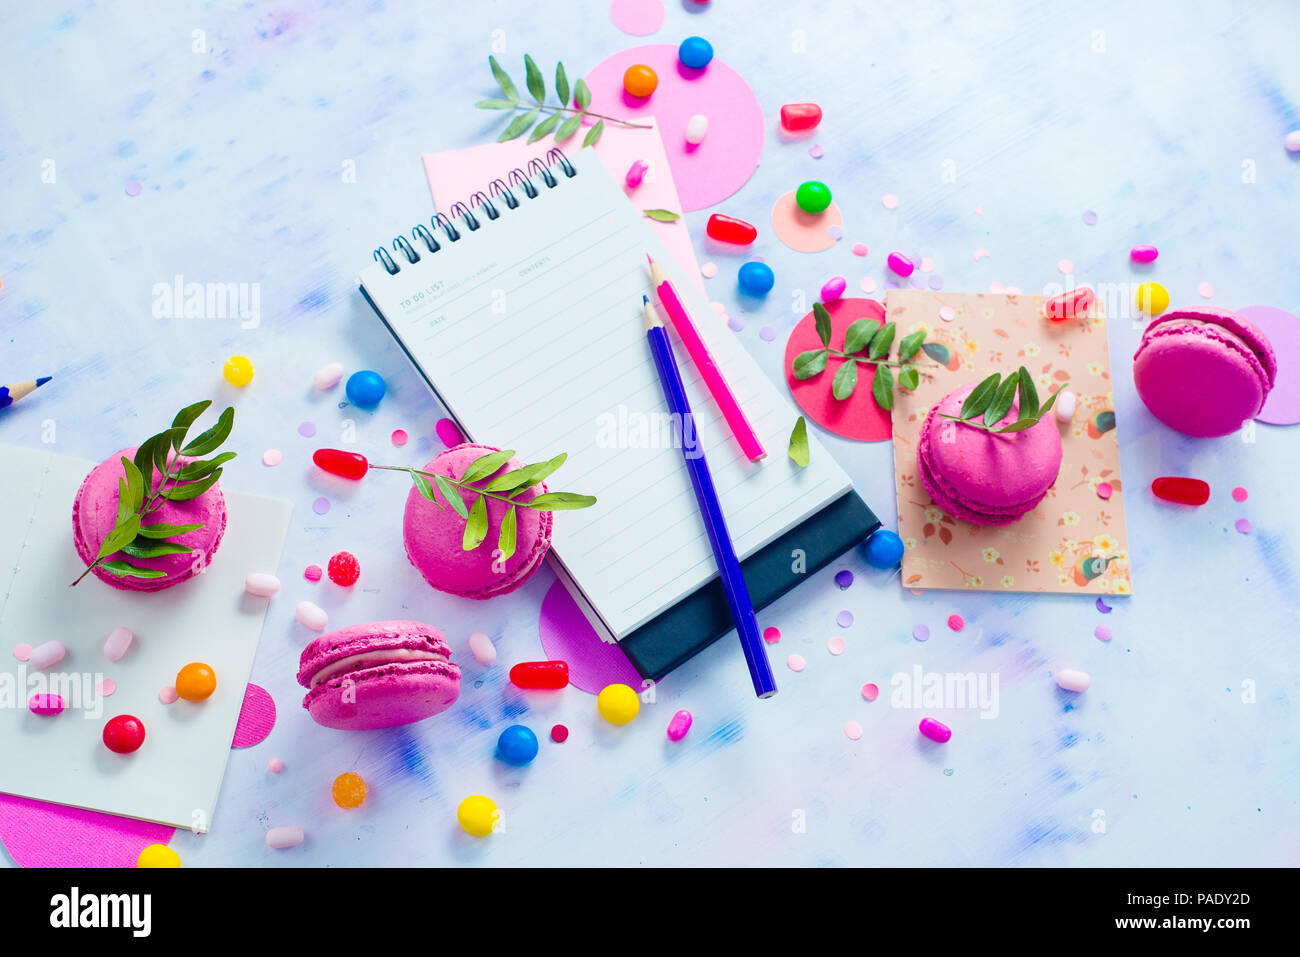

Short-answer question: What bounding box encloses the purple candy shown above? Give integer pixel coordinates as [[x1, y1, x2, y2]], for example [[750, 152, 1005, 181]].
[[834, 569, 854, 589]]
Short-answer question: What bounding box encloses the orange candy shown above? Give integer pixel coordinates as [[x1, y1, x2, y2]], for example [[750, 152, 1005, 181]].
[[623, 64, 658, 98], [175, 662, 217, 702], [332, 772, 368, 809]]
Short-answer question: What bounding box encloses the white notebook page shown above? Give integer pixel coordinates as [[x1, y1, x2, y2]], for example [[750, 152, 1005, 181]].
[[360, 152, 850, 638]]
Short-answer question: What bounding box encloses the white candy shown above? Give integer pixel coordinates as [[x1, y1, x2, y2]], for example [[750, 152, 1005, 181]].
[[1055, 669, 1092, 693], [103, 627, 134, 662], [468, 631, 497, 666], [245, 573, 281, 597], [296, 600, 328, 631], [1054, 390, 1077, 424], [265, 825, 304, 849], [685, 114, 708, 145], [1286, 129, 1300, 154], [313, 362, 344, 390], [30, 640, 66, 670]]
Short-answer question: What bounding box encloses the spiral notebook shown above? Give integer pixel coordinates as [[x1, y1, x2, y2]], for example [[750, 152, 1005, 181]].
[[358, 149, 877, 679]]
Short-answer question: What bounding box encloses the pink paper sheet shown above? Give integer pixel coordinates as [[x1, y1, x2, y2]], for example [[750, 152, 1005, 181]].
[[0, 795, 174, 868]]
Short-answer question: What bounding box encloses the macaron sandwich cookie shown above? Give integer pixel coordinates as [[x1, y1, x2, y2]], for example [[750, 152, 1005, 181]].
[[297, 620, 461, 731], [917, 383, 1064, 526], [1133, 306, 1276, 438]]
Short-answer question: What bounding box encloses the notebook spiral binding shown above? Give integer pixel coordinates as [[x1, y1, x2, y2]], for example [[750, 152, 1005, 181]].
[[372, 148, 577, 276]]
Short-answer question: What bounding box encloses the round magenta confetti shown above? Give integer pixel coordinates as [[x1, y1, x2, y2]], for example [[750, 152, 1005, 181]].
[[1096, 482, 1113, 500], [435, 418, 465, 447], [913, 624, 930, 642], [1096, 597, 1113, 614], [550, 724, 569, 743], [312, 497, 330, 515], [763, 626, 781, 644], [1235, 518, 1253, 534], [297, 421, 317, 438], [947, 614, 964, 631], [836, 610, 854, 628], [861, 682, 879, 701], [834, 569, 854, 589], [327, 551, 360, 586], [1095, 625, 1112, 642], [827, 636, 846, 655], [304, 564, 323, 582], [1232, 486, 1248, 502], [391, 429, 409, 446], [125, 181, 142, 196]]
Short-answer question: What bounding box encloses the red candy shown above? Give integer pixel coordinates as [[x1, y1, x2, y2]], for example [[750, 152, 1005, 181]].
[[1043, 287, 1096, 321], [706, 213, 757, 245], [313, 448, 368, 480], [509, 660, 570, 690], [103, 714, 146, 754], [1151, 476, 1210, 506], [327, 551, 360, 586], [550, 724, 569, 743], [779, 102, 823, 132]]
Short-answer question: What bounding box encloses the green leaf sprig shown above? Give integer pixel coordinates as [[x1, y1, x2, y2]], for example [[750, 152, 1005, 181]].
[[937, 366, 1068, 433], [477, 55, 651, 146], [372, 449, 595, 560], [71, 400, 236, 586], [791, 302, 936, 411], [788, 416, 810, 468], [642, 209, 681, 222]]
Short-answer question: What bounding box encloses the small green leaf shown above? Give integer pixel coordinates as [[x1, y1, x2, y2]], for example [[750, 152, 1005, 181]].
[[555, 112, 583, 142], [498, 108, 540, 142], [138, 522, 203, 539], [832, 360, 858, 400], [1016, 365, 1039, 420], [489, 55, 519, 103], [411, 472, 438, 505], [523, 54, 545, 104], [582, 118, 604, 148], [574, 77, 592, 111], [922, 342, 951, 365], [992, 416, 1042, 433], [985, 372, 1020, 427], [527, 491, 597, 510], [642, 208, 680, 222], [868, 322, 896, 360], [898, 367, 920, 391], [177, 451, 236, 481], [116, 477, 132, 524], [434, 475, 469, 519], [555, 62, 570, 107], [872, 364, 896, 411], [788, 417, 810, 468], [813, 302, 832, 347], [463, 494, 489, 550], [181, 407, 234, 456], [842, 318, 877, 355], [122, 540, 194, 559], [528, 112, 561, 143], [899, 330, 926, 362], [475, 98, 516, 110], [156, 427, 185, 469], [164, 469, 222, 501], [460, 449, 517, 484], [792, 349, 829, 379], [1039, 382, 1068, 417], [133, 435, 158, 494], [498, 505, 518, 561], [486, 453, 567, 493], [121, 457, 144, 512], [961, 374, 1002, 420], [99, 560, 167, 579], [97, 514, 141, 560], [171, 400, 212, 436]]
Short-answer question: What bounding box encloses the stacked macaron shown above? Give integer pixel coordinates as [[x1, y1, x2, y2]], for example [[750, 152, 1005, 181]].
[[917, 384, 1063, 526]]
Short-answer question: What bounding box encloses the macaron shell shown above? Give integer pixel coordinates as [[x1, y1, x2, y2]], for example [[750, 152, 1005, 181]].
[[297, 620, 451, 685], [304, 659, 461, 731], [1141, 307, 1277, 386]]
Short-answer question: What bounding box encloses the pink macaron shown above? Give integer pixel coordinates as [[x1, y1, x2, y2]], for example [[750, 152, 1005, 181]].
[[297, 620, 461, 731], [72, 446, 227, 591], [918, 383, 1064, 526], [403, 444, 553, 599], [1133, 307, 1276, 437]]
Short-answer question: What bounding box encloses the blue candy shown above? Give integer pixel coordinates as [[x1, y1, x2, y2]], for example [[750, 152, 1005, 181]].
[[678, 36, 714, 70], [738, 261, 775, 296], [496, 725, 539, 766], [861, 528, 905, 568], [345, 370, 387, 409]]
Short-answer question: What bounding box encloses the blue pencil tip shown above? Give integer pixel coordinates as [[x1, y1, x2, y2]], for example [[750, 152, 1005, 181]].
[[642, 295, 649, 304], [36, 376, 52, 387]]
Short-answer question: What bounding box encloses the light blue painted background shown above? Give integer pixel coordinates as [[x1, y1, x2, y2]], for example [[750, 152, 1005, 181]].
[[1, 0, 1297, 866]]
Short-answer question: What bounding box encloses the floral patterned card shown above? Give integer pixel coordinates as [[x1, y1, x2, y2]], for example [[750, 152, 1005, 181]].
[[886, 290, 1131, 596]]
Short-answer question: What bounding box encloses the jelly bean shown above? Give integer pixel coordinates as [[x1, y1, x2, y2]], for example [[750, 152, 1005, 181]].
[[625, 160, 648, 189], [918, 717, 951, 743], [304, 564, 323, 582], [332, 771, 368, 808], [678, 36, 714, 70], [509, 660, 569, 689], [666, 709, 693, 741], [1054, 390, 1077, 423], [28, 693, 64, 716], [313, 448, 369, 480], [29, 640, 66, 670], [1130, 244, 1159, 264], [103, 626, 134, 662], [313, 362, 344, 390], [327, 551, 360, 586], [468, 631, 497, 666], [159, 686, 178, 704], [1151, 476, 1210, 506], [820, 276, 847, 302], [597, 683, 640, 725], [222, 355, 255, 387], [345, 370, 386, 408], [137, 844, 181, 868], [496, 725, 539, 766], [861, 529, 904, 568], [738, 261, 775, 296], [103, 714, 146, 753], [1286, 130, 1300, 153], [623, 64, 658, 98], [175, 662, 217, 702], [685, 114, 709, 145], [1135, 281, 1170, 316], [265, 825, 304, 849], [296, 600, 328, 631], [457, 795, 498, 837], [1055, 669, 1091, 693], [244, 572, 281, 597], [795, 180, 832, 214], [886, 252, 915, 277], [780, 102, 823, 132], [1043, 286, 1095, 321], [705, 213, 757, 245]]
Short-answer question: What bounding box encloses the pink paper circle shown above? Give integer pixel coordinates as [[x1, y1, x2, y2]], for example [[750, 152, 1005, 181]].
[[784, 298, 892, 442], [231, 683, 277, 749], [13, 644, 31, 662], [1238, 306, 1300, 425], [609, 0, 664, 36], [584, 44, 763, 211], [0, 794, 174, 867], [771, 191, 843, 253], [538, 581, 642, 694]]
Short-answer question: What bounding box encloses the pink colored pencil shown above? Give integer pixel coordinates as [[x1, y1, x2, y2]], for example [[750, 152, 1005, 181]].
[[647, 256, 766, 462]]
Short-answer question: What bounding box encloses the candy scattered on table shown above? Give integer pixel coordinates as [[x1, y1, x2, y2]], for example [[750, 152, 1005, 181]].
[[666, 710, 693, 741], [496, 725, 540, 765], [1095, 625, 1113, 642], [304, 564, 323, 582], [103, 626, 134, 661], [159, 686, 179, 704], [1130, 244, 1159, 264], [844, 720, 863, 740], [737, 261, 775, 295], [1096, 482, 1113, 500], [1151, 476, 1210, 506], [296, 600, 328, 631], [1135, 281, 1170, 316], [705, 212, 756, 244], [861, 528, 905, 568], [834, 569, 854, 588], [468, 631, 497, 666], [1232, 486, 1248, 502], [30, 640, 66, 670], [28, 693, 64, 716], [244, 572, 281, 597], [265, 825, 304, 849], [861, 682, 880, 702], [268, 758, 284, 773], [331, 771, 369, 809], [947, 614, 965, 631], [779, 102, 822, 132], [550, 724, 569, 743], [327, 550, 360, 586], [1043, 286, 1094, 322], [795, 180, 832, 214], [763, 626, 781, 644], [597, 683, 640, 725], [457, 795, 498, 837], [137, 844, 181, 868], [886, 252, 914, 277], [1055, 669, 1091, 693], [678, 35, 713, 69], [313, 361, 344, 390], [624, 160, 648, 188], [918, 717, 952, 744], [827, 636, 846, 655], [1054, 390, 1077, 423], [103, 714, 146, 754], [313, 448, 369, 480], [222, 355, 255, 387], [345, 369, 386, 409], [175, 662, 217, 702], [787, 654, 806, 672], [391, 428, 408, 446], [623, 63, 658, 98], [684, 113, 709, 145], [820, 276, 846, 302], [509, 660, 569, 690]]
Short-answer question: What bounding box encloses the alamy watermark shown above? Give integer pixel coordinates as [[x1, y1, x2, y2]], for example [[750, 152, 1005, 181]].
[[152, 274, 260, 329], [891, 665, 1000, 719], [596, 404, 702, 458]]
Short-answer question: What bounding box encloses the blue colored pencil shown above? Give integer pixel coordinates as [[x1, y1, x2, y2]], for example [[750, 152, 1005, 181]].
[[641, 296, 777, 699], [0, 376, 52, 410]]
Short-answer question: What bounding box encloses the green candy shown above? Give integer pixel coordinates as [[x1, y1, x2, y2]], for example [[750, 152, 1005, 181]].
[[795, 180, 832, 214]]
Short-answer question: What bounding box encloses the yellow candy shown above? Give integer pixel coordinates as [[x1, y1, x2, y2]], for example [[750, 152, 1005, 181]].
[[1135, 282, 1169, 317], [136, 843, 181, 868], [457, 794, 498, 837], [223, 355, 255, 387], [332, 771, 368, 809], [175, 662, 217, 702], [596, 683, 640, 725]]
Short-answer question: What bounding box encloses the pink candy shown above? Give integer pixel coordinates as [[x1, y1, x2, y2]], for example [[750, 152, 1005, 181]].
[[918, 717, 951, 743], [103, 627, 134, 662], [625, 160, 648, 189], [265, 825, 304, 849], [666, 709, 693, 741], [1130, 245, 1159, 264], [887, 252, 914, 277], [820, 276, 846, 302], [29, 640, 66, 670], [28, 693, 64, 716], [296, 600, 328, 631]]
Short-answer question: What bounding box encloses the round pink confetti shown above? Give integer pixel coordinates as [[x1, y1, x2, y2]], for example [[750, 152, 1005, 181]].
[[947, 614, 964, 631], [1235, 518, 1253, 534], [304, 564, 323, 582], [390, 429, 408, 446], [268, 758, 284, 773], [701, 262, 718, 279], [787, 654, 806, 672], [973, 248, 990, 261], [13, 644, 31, 662], [852, 243, 869, 257], [913, 624, 930, 642], [262, 449, 282, 467], [919, 257, 935, 274], [1082, 210, 1098, 225], [861, 682, 879, 701], [1197, 282, 1215, 299], [159, 686, 179, 704], [711, 301, 727, 314], [763, 626, 781, 644], [125, 181, 142, 196], [771, 191, 843, 253], [1232, 486, 1248, 502], [859, 277, 877, 293], [98, 678, 116, 697], [297, 421, 316, 438], [1096, 481, 1113, 500], [989, 282, 1005, 294], [312, 497, 331, 515], [808, 144, 824, 159], [881, 194, 899, 210], [836, 610, 854, 628], [827, 636, 846, 655], [1057, 259, 1074, 274], [844, 720, 863, 740], [231, 683, 277, 748], [1094, 625, 1112, 642], [939, 305, 956, 322], [435, 418, 465, 447], [608, 0, 664, 37], [538, 581, 642, 694]]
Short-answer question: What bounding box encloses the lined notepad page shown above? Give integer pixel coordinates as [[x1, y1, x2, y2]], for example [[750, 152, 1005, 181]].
[[360, 152, 850, 638]]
